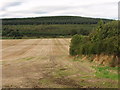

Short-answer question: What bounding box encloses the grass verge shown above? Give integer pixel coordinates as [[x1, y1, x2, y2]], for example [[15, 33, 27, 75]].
[[92, 66, 119, 80]]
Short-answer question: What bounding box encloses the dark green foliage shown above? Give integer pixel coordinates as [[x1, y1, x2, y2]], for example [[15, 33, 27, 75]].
[[2, 29, 23, 39], [2, 16, 112, 25], [2, 24, 96, 38], [70, 29, 78, 36], [70, 21, 119, 57], [70, 35, 89, 55], [70, 35, 81, 55]]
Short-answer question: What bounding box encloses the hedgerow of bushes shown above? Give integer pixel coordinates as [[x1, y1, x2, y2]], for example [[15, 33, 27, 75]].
[[70, 21, 119, 66]]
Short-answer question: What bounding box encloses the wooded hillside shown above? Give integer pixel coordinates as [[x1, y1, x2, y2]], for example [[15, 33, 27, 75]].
[[2, 16, 113, 38]]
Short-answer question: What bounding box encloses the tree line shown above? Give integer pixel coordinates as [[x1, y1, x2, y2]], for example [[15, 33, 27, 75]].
[[2, 16, 112, 25], [2, 24, 96, 38]]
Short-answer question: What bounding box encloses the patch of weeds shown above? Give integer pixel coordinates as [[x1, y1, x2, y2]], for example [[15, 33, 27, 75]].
[[39, 79, 51, 85], [73, 57, 79, 61], [87, 56, 94, 62], [91, 81, 118, 88], [55, 70, 70, 77], [1, 61, 6, 65], [53, 68, 77, 78], [53, 77, 82, 88], [92, 66, 119, 80], [81, 75, 91, 79], [22, 57, 34, 61], [73, 59, 80, 62], [101, 82, 118, 88], [73, 56, 83, 62], [88, 59, 93, 63]]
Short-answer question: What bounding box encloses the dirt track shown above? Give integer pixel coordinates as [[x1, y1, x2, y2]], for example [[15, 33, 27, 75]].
[[2, 39, 118, 88]]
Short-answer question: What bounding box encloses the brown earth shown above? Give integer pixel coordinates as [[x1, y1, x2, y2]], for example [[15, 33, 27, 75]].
[[2, 38, 118, 88]]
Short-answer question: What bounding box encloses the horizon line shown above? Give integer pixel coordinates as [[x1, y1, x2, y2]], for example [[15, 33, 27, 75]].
[[1, 15, 116, 20]]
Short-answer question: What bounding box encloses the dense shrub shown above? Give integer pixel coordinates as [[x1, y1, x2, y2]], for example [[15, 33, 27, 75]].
[[2, 29, 23, 39], [70, 21, 119, 57], [70, 35, 82, 55]]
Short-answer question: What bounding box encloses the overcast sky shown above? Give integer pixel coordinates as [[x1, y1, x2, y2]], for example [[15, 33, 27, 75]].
[[0, 0, 119, 19]]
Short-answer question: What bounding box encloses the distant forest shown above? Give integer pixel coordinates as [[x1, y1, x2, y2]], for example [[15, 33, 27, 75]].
[[2, 16, 112, 25], [2, 16, 113, 38]]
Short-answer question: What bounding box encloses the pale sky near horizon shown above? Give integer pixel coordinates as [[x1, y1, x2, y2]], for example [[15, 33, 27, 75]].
[[0, 0, 119, 19]]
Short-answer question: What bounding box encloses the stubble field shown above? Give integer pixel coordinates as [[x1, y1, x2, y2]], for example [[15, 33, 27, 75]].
[[2, 38, 118, 88]]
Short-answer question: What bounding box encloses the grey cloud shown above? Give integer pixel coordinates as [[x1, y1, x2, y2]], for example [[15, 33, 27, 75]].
[[1, 1, 23, 11], [34, 11, 47, 14], [32, 6, 74, 12], [119, 1, 120, 20], [12, 6, 74, 15]]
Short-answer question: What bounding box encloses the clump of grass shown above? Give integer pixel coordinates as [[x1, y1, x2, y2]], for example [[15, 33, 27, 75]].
[[55, 69, 72, 77], [26, 57, 34, 61], [92, 66, 119, 80], [108, 57, 118, 67], [72, 55, 84, 62], [22, 57, 34, 61], [39, 79, 52, 85], [73, 58, 80, 62]]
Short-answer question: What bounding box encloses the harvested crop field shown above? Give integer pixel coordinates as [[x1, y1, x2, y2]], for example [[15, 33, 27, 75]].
[[2, 38, 118, 88]]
